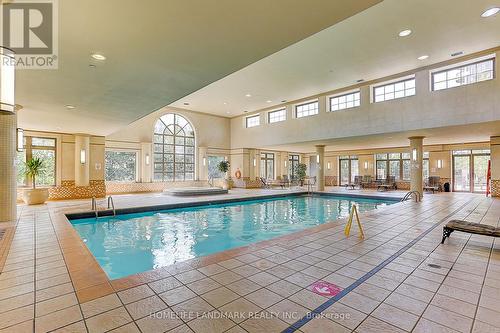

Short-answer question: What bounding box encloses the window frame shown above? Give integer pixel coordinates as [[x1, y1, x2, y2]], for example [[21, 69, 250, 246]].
[[104, 149, 139, 182], [431, 57, 495, 92], [18, 136, 57, 187], [245, 114, 261, 128], [268, 108, 287, 124], [375, 153, 411, 181], [288, 154, 300, 179], [373, 77, 416, 103], [260, 152, 275, 179], [329, 91, 361, 112], [295, 100, 319, 118]]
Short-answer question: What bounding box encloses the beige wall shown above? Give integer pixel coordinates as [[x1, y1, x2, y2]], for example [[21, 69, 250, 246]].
[[230, 51, 500, 149]]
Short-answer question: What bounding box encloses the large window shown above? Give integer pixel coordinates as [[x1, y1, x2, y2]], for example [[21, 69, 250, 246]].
[[17, 136, 56, 187], [246, 115, 260, 128], [376, 153, 411, 181], [295, 101, 319, 118], [423, 152, 430, 181], [432, 58, 494, 91], [373, 78, 415, 103], [105, 151, 137, 182], [330, 91, 360, 111], [153, 114, 195, 181], [260, 153, 274, 179], [207, 156, 225, 179], [288, 154, 300, 180], [268, 109, 286, 123]]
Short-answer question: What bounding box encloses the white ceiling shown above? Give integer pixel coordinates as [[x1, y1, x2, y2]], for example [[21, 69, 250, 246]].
[[14, 0, 380, 136], [264, 121, 500, 153], [171, 0, 500, 116]]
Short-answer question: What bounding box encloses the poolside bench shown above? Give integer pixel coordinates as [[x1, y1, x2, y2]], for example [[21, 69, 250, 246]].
[[441, 220, 500, 244]]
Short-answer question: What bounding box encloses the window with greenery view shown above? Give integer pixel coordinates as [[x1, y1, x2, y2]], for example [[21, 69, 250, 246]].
[[153, 114, 195, 181], [208, 156, 225, 179], [16, 136, 56, 187], [105, 151, 137, 182]]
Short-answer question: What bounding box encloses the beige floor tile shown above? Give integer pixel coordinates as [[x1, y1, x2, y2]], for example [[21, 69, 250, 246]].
[[384, 292, 428, 316], [356, 315, 406, 333], [413, 318, 461, 333], [245, 289, 283, 309], [187, 311, 235, 333], [226, 279, 261, 296], [372, 302, 419, 331], [35, 292, 78, 317], [0, 319, 34, 333], [0, 305, 34, 330], [395, 283, 435, 303], [171, 296, 214, 321], [476, 307, 500, 328], [117, 285, 155, 304], [301, 316, 350, 333], [239, 311, 288, 333], [81, 294, 122, 318], [85, 307, 132, 333], [125, 295, 167, 320], [355, 282, 392, 302], [339, 291, 380, 314], [35, 283, 73, 303], [0, 292, 34, 314], [265, 265, 296, 279], [220, 298, 262, 323], [230, 265, 261, 277], [218, 259, 244, 270], [431, 293, 477, 318], [35, 305, 82, 333], [266, 280, 302, 298], [186, 277, 221, 295], [325, 302, 367, 330], [159, 286, 197, 306], [201, 287, 239, 308], [107, 322, 141, 333], [135, 309, 183, 333], [211, 271, 243, 285], [175, 270, 206, 284], [285, 272, 318, 288], [438, 284, 480, 305], [166, 324, 194, 333], [247, 271, 279, 287], [472, 320, 500, 333], [148, 276, 182, 294], [422, 305, 473, 333], [267, 299, 308, 324], [52, 321, 87, 333], [197, 264, 227, 276]]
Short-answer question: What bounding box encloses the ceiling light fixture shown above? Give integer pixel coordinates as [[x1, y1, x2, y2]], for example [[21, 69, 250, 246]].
[[481, 7, 500, 18], [398, 29, 412, 37], [65, 105, 76, 110], [266, 100, 272, 103], [417, 55, 429, 60], [88, 64, 96, 68], [91, 53, 106, 61], [245, 94, 252, 97]]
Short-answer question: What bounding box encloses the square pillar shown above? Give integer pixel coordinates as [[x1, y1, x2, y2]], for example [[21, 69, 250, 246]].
[[409, 136, 425, 196]]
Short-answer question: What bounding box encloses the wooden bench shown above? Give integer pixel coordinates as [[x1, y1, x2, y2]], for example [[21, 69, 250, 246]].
[[441, 220, 500, 244]]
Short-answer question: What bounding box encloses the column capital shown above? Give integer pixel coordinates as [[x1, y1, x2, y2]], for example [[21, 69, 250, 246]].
[[408, 136, 425, 140]]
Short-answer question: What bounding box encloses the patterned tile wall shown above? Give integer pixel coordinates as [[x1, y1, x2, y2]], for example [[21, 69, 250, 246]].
[[106, 180, 209, 194], [492, 179, 500, 197]]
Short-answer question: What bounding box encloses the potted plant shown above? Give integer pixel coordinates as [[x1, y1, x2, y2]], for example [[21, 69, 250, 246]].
[[296, 163, 307, 186], [21, 157, 49, 205], [217, 160, 231, 190]]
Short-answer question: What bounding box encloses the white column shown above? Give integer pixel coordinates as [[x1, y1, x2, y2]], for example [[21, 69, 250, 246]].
[[74, 135, 90, 186], [316, 145, 325, 191], [409, 136, 424, 196], [0, 112, 17, 222]]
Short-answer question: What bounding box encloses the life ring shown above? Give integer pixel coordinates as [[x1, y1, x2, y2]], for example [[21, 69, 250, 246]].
[[235, 169, 242, 179]]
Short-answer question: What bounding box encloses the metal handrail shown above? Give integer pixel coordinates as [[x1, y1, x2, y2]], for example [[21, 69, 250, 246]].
[[107, 196, 116, 216], [208, 175, 214, 187], [91, 197, 98, 217], [401, 191, 422, 202]]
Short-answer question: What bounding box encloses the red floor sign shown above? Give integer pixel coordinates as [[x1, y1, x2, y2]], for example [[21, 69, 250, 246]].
[[310, 281, 343, 297]]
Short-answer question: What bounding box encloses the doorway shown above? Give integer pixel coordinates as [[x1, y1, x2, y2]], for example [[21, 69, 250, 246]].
[[452, 150, 490, 193], [339, 155, 358, 185]]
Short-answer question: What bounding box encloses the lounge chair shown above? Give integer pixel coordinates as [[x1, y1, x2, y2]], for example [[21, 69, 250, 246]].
[[442, 220, 500, 243], [424, 176, 441, 193], [345, 176, 362, 190], [377, 176, 396, 191], [361, 175, 373, 189], [260, 177, 270, 189]]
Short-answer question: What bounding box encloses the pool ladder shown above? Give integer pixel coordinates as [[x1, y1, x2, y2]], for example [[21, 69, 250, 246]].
[[401, 191, 422, 202], [91, 196, 116, 218]]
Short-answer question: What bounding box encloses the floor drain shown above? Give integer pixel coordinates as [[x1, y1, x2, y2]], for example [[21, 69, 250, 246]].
[[427, 263, 442, 269]]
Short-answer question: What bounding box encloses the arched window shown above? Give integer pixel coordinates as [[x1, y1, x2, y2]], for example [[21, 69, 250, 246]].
[[153, 114, 195, 181]]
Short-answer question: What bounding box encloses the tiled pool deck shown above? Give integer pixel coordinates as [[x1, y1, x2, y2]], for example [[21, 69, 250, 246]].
[[0, 188, 499, 333]]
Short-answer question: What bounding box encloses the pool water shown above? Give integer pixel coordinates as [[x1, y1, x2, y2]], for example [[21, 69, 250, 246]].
[[70, 195, 396, 279]]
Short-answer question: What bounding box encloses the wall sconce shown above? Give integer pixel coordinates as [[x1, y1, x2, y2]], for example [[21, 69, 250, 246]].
[[202, 157, 206, 166], [145, 154, 150, 166], [224, 156, 228, 161], [327, 162, 331, 170], [253, 158, 257, 167], [284, 160, 287, 168], [364, 161, 369, 169], [412, 148, 418, 161], [16, 128, 24, 152], [80, 149, 86, 165], [316, 155, 320, 163], [0, 47, 15, 115], [437, 159, 443, 169], [95, 163, 102, 170]]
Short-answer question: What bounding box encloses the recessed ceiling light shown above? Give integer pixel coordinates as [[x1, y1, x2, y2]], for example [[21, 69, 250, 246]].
[[223, 102, 227, 105], [451, 51, 464, 57], [226, 111, 231, 114], [266, 100, 272, 103], [65, 105, 76, 110], [417, 55, 429, 60], [481, 7, 499, 17], [89, 64, 96, 68], [245, 94, 252, 97], [91, 53, 106, 61], [398, 29, 412, 37]]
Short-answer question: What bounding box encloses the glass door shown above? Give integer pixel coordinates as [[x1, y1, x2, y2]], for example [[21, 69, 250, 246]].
[[472, 154, 490, 193], [453, 155, 470, 192], [339, 159, 349, 185], [350, 159, 359, 183]]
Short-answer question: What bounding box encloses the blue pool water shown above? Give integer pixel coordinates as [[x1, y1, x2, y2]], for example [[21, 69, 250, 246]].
[[70, 195, 396, 279]]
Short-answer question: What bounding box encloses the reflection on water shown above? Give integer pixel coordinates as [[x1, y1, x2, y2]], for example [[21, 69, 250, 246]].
[[72, 195, 394, 279]]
